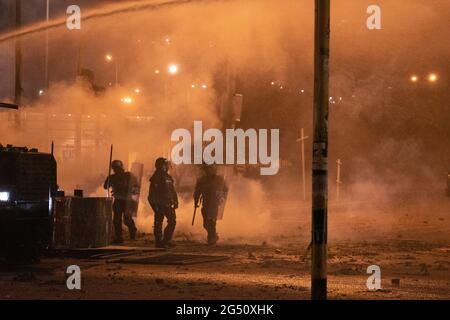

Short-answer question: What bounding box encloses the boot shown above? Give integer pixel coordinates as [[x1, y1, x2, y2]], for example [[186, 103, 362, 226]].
[[113, 238, 124, 245], [208, 233, 219, 246], [163, 240, 176, 248], [129, 226, 137, 240], [155, 242, 166, 248], [114, 228, 123, 245], [154, 235, 165, 248]]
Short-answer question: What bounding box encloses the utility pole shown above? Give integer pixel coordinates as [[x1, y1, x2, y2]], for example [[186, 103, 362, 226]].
[[336, 159, 342, 201], [45, 0, 50, 89], [311, 0, 330, 300], [14, 0, 22, 106], [14, 0, 22, 130], [296, 128, 309, 201]]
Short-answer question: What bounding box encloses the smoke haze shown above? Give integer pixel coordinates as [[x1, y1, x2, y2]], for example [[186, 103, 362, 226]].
[[0, 0, 449, 242]]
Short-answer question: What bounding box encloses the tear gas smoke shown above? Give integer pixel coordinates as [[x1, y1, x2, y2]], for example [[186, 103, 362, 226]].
[[0, 0, 449, 242]]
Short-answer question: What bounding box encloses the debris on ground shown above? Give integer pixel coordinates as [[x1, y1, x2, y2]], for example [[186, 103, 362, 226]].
[[13, 272, 36, 282], [391, 278, 401, 287]]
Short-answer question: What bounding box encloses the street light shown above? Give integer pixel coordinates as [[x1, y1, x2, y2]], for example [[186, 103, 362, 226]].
[[428, 73, 438, 83], [168, 63, 178, 75], [410, 75, 419, 83], [121, 97, 133, 104], [45, 0, 50, 89], [105, 54, 119, 87]]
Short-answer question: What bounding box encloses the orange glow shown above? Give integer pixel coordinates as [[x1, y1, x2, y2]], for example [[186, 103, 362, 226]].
[[428, 73, 438, 83], [121, 97, 133, 104], [168, 64, 179, 75]]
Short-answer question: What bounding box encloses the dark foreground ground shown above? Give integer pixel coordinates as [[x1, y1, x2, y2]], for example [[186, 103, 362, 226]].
[[0, 197, 449, 300]]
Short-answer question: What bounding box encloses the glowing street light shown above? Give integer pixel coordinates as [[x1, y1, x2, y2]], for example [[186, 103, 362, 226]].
[[428, 73, 438, 83], [168, 64, 179, 75], [135, 88, 141, 94], [410, 75, 419, 83], [121, 97, 133, 104], [105, 54, 119, 87]]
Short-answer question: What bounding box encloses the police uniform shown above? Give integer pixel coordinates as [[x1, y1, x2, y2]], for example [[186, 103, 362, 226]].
[[104, 171, 138, 242], [194, 172, 228, 245], [148, 168, 178, 247]]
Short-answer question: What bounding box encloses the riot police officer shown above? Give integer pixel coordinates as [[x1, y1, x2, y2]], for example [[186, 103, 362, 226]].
[[148, 158, 178, 248], [103, 160, 138, 244], [194, 164, 228, 245]]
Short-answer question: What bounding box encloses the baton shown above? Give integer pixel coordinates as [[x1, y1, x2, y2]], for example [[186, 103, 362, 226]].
[[192, 195, 202, 226], [106, 144, 113, 198]]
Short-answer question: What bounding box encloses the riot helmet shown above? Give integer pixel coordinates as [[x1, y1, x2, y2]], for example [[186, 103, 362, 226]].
[[111, 160, 124, 173]]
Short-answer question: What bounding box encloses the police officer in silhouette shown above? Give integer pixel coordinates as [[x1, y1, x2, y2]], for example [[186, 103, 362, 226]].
[[148, 158, 178, 248], [194, 164, 228, 245], [104, 160, 138, 244]]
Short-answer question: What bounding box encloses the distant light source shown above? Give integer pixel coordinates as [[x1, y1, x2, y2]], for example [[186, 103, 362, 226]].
[[154, 69, 160, 74], [410, 75, 418, 83], [300, 89, 305, 93], [428, 73, 438, 83], [135, 88, 140, 94], [0, 191, 10, 202], [201, 84, 207, 89], [168, 64, 178, 75], [121, 97, 133, 104], [38, 89, 44, 96], [271, 81, 275, 86], [105, 54, 113, 61], [191, 84, 196, 88]]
